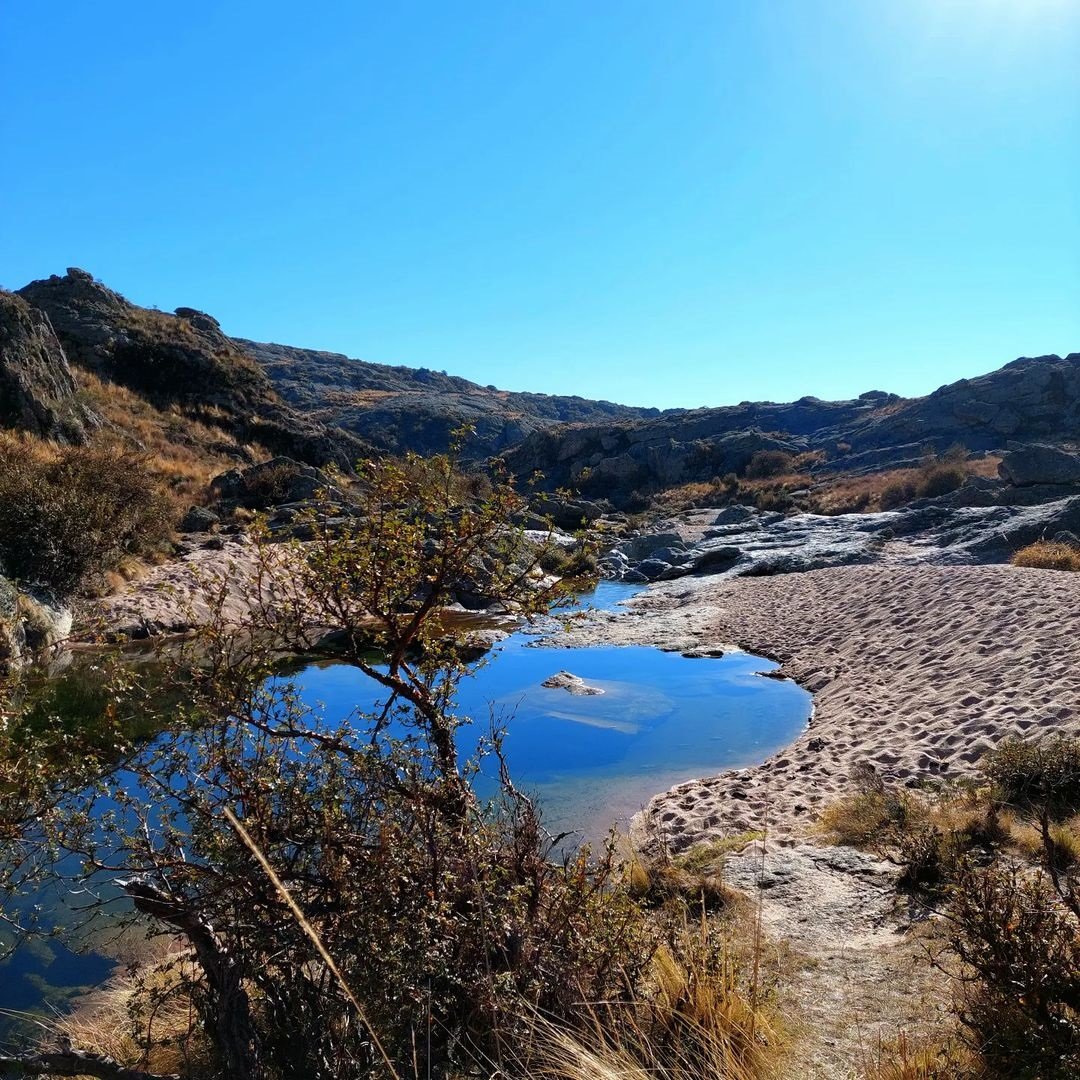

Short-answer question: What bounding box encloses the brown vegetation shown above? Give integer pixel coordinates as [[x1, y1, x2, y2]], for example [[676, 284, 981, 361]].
[[0, 433, 174, 594], [821, 736, 1080, 1077], [1011, 541, 1080, 571], [75, 366, 269, 499]]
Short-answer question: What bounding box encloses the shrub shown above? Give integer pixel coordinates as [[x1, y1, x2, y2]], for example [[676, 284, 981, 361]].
[[983, 736, 1080, 821], [538, 543, 599, 579], [1011, 541, 1080, 572], [743, 450, 795, 479], [880, 479, 918, 510], [239, 458, 304, 507], [0, 436, 174, 595], [947, 861, 1080, 1078], [916, 464, 966, 499]]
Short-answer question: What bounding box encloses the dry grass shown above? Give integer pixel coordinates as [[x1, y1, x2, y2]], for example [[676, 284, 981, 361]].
[[1005, 811, 1080, 871], [1011, 541, 1080, 571], [75, 367, 269, 501], [49, 944, 208, 1077], [524, 916, 781, 1080], [859, 1031, 982, 1079]]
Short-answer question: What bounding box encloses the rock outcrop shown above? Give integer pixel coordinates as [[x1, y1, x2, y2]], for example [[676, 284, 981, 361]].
[[601, 492, 1080, 584], [503, 353, 1080, 506], [0, 291, 101, 442], [16, 270, 367, 469], [998, 443, 1080, 486]]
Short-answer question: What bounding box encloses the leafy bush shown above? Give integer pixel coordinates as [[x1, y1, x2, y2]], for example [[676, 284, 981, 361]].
[[0, 436, 174, 594], [743, 450, 795, 479], [1011, 541, 1080, 572]]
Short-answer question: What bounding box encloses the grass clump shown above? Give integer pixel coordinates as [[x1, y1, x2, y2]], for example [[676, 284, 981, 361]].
[[1011, 541, 1080, 571], [529, 916, 780, 1080]]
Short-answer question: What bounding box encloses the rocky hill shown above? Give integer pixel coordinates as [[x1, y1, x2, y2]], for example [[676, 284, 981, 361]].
[[5, 269, 1078, 510], [503, 353, 1080, 504], [15, 270, 367, 470], [239, 338, 665, 457]]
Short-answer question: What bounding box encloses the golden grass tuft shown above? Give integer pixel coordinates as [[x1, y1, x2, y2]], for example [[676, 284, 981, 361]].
[[48, 945, 208, 1077], [860, 1031, 983, 1079], [524, 917, 780, 1080], [1010, 541, 1080, 571]]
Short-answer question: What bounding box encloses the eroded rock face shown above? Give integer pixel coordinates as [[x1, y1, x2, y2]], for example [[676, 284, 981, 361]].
[[0, 290, 100, 442]]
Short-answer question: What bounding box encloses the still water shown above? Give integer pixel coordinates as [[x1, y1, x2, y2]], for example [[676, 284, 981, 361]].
[[0, 581, 810, 1020]]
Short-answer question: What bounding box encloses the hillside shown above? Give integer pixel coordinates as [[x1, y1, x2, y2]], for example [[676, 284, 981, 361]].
[[16, 270, 368, 478], [239, 338, 666, 457]]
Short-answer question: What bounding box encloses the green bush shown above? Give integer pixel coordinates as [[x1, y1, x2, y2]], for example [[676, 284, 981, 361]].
[[0, 437, 174, 595]]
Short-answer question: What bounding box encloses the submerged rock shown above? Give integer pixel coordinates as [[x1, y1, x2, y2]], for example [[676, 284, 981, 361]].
[[541, 670, 605, 695]]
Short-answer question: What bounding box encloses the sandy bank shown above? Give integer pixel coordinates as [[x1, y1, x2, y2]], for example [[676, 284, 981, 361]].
[[554, 563, 1080, 850]]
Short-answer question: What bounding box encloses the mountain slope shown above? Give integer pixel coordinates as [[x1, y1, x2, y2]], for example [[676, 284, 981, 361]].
[[17, 269, 369, 471], [239, 338, 666, 457]]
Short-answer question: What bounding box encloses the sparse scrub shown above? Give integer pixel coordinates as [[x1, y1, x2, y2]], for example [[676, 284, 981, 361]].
[[1011, 541, 1080, 571], [880, 478, 919, 510], [946, 861, 1080, 1078], [75, 365, 269, 498], [818, 764, 926, 850], [529, 917, 780, 1080]]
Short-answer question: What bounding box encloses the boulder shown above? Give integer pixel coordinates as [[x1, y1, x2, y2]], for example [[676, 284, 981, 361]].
[[998, 443, 1080, 487], [0, 290, 101, 442], [210, 457, 336, 507], [180, 505, 220, 533]]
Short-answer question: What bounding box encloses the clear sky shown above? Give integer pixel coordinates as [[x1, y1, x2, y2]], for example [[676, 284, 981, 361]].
[[3, 1, 1078, 409]]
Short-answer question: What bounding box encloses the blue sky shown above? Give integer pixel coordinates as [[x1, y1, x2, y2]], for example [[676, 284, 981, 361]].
[[3, 1, 1078, 409]]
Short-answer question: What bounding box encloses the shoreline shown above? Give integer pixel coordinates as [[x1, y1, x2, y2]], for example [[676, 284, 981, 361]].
[[550, 562, 1080, 852]]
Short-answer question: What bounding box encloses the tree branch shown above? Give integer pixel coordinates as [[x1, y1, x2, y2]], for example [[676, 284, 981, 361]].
[[0, 1048, 178, 1079]]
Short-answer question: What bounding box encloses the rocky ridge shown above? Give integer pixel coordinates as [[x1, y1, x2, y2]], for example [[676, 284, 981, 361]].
[[503, 353, 1080, 504], [239, 337, 665, 458], [17, 269, 367, 470]]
